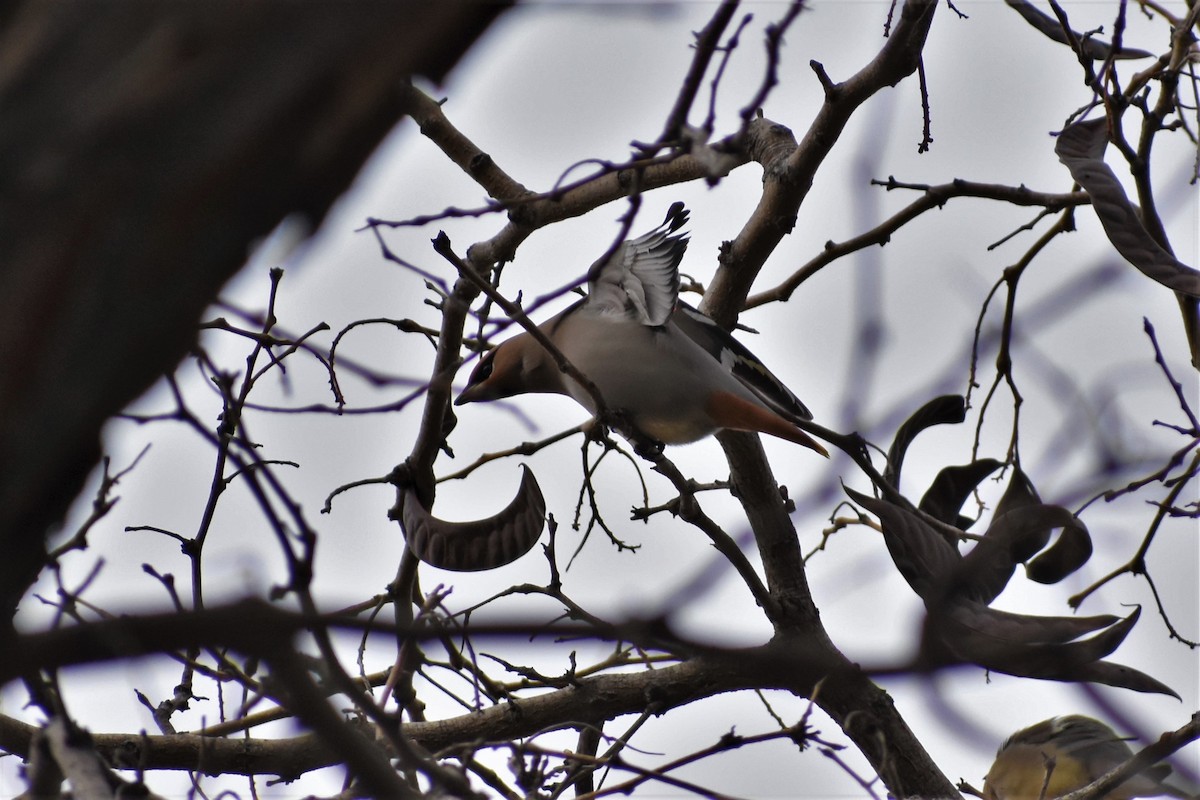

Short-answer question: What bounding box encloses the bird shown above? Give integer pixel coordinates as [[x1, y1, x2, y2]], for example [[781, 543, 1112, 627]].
[[983, 715, 1195, 800], [456, 203, 828, 456]]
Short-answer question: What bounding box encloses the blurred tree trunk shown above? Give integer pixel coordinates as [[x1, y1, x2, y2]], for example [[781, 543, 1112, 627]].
[[0, 0, 508, 623]]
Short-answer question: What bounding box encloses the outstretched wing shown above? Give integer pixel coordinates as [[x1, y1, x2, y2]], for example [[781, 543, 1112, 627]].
[[586, 202, 688, 326]]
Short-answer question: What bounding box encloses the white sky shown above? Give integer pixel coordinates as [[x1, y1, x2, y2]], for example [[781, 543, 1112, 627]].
[[4, 2, 1198, 798]]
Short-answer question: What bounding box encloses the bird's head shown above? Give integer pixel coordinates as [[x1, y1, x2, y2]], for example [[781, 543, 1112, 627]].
[[456, 335, 557, 405]]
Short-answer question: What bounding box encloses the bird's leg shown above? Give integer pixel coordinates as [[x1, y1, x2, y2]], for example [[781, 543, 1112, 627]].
[[603, 409, 664, 459], [581, 417, 610, 444]]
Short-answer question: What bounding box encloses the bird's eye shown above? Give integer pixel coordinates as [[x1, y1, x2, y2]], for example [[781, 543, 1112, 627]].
[[475, 355, 494, 381]]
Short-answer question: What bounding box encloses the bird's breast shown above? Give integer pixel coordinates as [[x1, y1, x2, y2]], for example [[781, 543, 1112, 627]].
[[555, 313, 727, 443]]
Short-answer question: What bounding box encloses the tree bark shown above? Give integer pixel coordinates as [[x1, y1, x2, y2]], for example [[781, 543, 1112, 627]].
[[0, 0, 508, 622]]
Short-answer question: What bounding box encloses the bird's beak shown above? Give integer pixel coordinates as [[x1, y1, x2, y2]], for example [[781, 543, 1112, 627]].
[[454, 382, 491, 405]]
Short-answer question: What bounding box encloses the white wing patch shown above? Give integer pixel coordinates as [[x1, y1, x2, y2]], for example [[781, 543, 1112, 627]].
[[586, 203, 688, 326], [672, 302, 812, 421]]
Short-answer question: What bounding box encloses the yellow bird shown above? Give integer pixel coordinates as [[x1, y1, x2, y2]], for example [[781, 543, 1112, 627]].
[[984, 715, 1193, 800]]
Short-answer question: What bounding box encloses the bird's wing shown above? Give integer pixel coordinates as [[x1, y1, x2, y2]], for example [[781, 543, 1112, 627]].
[[1051, 717, 1183, 797], [1048, 716, 1133, 756], [672, 302, 813, 421], [586, 202, 688, 327]]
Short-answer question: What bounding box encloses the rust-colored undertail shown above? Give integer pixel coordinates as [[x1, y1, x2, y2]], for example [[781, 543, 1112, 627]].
[[706, 391, 829, 457]]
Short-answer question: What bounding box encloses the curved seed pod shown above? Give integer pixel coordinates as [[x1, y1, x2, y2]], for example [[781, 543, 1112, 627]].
[[918, 459, 1004, 531], [850, 486, 1178, 698], [935, 604, 1179, 697], [1004, 0, 1153, 61], [1056, 119, 1200, 298], [884, 395, 967, 490], [401, 465, 546, 571]]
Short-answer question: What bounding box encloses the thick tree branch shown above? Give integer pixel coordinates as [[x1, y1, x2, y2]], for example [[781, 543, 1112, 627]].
[[693, 4, 955, 797], [702, 0, 938, 327], [0, 0, 507, 627]]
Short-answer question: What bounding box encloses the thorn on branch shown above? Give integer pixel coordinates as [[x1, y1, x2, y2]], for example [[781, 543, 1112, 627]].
[[809, 60, 837, 98]]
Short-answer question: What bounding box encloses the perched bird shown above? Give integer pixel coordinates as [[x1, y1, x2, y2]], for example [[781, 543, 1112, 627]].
[[456, 203, 827, 456], [983, 715, 1194, 800]]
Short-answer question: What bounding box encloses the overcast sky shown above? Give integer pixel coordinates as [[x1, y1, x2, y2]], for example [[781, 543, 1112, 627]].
[[5, 2, 1198, 798]]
